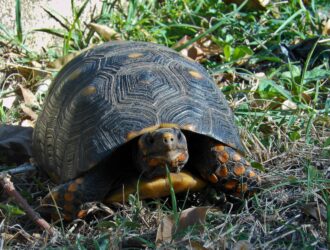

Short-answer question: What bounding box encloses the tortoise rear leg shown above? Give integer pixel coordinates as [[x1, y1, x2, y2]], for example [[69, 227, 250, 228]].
[[41, 165, 124, 221], [189, 137, 260, 197]]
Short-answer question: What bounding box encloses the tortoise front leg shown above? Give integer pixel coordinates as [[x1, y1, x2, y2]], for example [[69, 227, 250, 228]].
[[189, 137, 260, 197], [41, 164, 125, 221]]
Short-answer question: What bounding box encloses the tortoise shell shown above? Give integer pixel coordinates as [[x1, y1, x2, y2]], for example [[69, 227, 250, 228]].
[[33, 41, 244, 183]]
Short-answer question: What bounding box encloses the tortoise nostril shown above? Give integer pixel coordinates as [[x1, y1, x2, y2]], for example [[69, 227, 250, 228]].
[[163, 133, 175, 144]]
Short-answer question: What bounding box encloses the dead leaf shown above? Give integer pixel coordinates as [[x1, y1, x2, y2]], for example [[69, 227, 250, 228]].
[[5, 62, 50, 80], [20, 104, 38, 121], [301, 202, 327, 221], [88, 23, 121, 41], [48, 51, 82, 69], [281, 100, 297, 110], [156, 206, 210, 244], [174, 35, 222, 62], [233, 240, 252, 250], [323, 19, 330, 35], [19, 84, 38, 107], [2, 95, 16, 109], [0, 125, 33, 165], [21, 119, 35, 128]]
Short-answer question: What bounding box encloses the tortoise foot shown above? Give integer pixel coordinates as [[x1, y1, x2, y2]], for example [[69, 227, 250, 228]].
[[40, 178, 86, 221]]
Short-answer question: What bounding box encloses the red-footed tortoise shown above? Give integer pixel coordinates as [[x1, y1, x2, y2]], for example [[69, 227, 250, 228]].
[[33, 41, 260, 221]]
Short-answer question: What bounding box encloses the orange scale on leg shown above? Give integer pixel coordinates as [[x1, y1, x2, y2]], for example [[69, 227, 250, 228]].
[[216, 166, 228, 178], [68, 183, 78, 192], [63, 204, 74, 213], [64, 192, 74, 202], [224, 180, 238, 190], [248, 170, 256, 178], [218, 151, 229, 163], [234, 165, 246, 176], [208, 173, 219, 183], [75, 178, 84, 184]]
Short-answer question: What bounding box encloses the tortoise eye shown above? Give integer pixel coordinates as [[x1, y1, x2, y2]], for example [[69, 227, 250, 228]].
[[146, 136, 154, 145]]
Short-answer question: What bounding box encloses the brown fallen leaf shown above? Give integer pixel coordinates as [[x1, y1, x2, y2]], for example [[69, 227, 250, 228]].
[[156, 206, 210, 244], [19, 84, 38, 108], [174, 35, 222, 62], [5, 62, 51, 80], [48, 51, 83, 69], [2, 95, 16, 109], [20, 104, 38, 121], [88, 23, 121, 41], [323, 19, 330, 35], [281, 100, 297, 110], [233, 240, 252, 250], [301, 202, 327, 221], [21, 119, 35, 128]]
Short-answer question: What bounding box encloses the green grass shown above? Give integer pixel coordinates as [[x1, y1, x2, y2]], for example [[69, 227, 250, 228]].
[[0, 0, 329, 249]]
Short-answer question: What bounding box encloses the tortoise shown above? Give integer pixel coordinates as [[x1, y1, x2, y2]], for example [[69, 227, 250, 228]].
[[33, 41, 260, 221]]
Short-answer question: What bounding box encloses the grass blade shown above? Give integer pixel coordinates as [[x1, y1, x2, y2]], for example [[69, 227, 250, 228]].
[[15, 0, 22, 43], [34, 28, 67, 39], [42, 7, 69, 31]]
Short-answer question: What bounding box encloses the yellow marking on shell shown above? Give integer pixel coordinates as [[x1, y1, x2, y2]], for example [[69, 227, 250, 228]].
[[208, 173, 218, 184], [128, 53, 144, 58], [216, 166, 228, 177], [189, 70, 203, 79], [232, 153, 242, 162], [63, 204, 74, 212], [224, 180, 238, 190], [68, 68, 82, 82], [68, 183, 78, 192], [64, 192, 74, 202], [127, 125, 160, 141], [159, 123, 180, 129], [126, 124, 180, 141], [218, 151, 229, 163], [181, 124, 196, 132], [234, 165, 246, 176], [75, 178, 84, 184], [81, 86, 97, 96]]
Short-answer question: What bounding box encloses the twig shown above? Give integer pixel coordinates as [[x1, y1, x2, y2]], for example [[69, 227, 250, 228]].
[[0, 163, 36, 175], [0, 173, 56, 235]]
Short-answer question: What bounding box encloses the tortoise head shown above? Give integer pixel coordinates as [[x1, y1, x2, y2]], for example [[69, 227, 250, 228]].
[[135, 127, 189, 178]]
